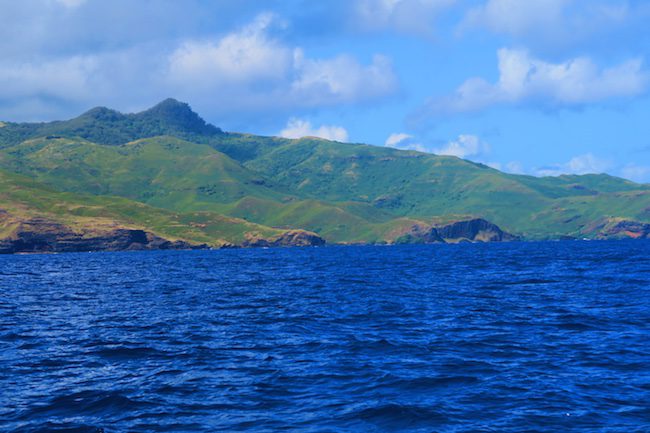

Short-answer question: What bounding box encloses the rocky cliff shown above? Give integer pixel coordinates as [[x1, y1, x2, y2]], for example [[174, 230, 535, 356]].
[[0, 219, 204, 254], [242, 230, 326, 247], [394, 218, 517, 244], [585, 218, 650, 240], [436, 218, 517, 242]]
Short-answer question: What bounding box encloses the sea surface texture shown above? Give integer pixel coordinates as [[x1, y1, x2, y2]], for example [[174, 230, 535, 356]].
[[1, 241, 649, 432]]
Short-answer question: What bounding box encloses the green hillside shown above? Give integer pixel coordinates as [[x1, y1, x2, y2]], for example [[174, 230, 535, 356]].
[[0, 168, 323, 250], [1, 98, 649, 248]]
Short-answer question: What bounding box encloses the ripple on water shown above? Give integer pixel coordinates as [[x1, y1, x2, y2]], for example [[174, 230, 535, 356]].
[[1, 241, 649, 432]]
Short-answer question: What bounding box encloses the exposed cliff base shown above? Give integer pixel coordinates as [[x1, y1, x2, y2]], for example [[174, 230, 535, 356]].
[[0, 217, 326, 254], [393, 218, 518, 244], [242, 230, 326, 247], [0, 218, 205, 254], [584, 218, 650, 240]]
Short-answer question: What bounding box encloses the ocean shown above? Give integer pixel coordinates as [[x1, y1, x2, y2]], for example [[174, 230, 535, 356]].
[[1, 241, 649, 432]]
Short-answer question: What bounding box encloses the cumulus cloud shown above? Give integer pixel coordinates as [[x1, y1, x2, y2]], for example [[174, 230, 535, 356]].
[[433, 134, 489, 158], [169, 13, 291, 85], [0, 43, 171, 120], [536, 153, 611, 176], [0, 10, 398, 121], [280, 118, 349, 142], [290, 51, 396, 105], [384, 132, 491, 158], [417, 48, 649, 116], [166, 13, 398, 111]]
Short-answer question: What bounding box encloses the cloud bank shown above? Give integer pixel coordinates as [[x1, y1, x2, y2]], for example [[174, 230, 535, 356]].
[[416, 48, 648, 118], [535, 153, 612, 177], [0, 10, 398, 121]]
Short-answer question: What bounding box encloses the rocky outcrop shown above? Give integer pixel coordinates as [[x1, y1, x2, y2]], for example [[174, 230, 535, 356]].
[[394, 224, 445, 244], [587, 219, 650, 240], [436, 218, 517, 242], [0, 219, 205, 254], [393, 218, 516, 244], [242, 230, 326, 247]]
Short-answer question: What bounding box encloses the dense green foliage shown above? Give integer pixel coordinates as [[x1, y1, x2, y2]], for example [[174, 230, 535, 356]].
[[1, 99, 649, 244]]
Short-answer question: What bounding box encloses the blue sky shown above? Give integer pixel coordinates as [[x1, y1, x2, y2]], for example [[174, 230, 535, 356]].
[[1, 0, 650, 181]]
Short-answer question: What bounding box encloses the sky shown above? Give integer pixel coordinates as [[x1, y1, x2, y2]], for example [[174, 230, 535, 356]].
[[1, 0, 650, 182]]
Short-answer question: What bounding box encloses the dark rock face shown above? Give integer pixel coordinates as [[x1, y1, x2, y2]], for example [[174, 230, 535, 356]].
[[436, 218, 517, 242], [394, 218, 516, 244], [395, 225, 445, 244], [243, 230, 326, 248], [0, 219, 205, 254]]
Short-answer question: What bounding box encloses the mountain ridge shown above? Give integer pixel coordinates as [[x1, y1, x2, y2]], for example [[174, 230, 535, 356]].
[[0, 98, 223, 147], [1, 99, 649, 252]]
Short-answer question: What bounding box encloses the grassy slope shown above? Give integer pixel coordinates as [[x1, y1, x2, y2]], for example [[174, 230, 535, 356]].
[[0, 136, 408, 243], [241, 138, 650, 238], [1, 100, 649, 242], [3, 134, 650, 241], [0, 168, 292, 246]]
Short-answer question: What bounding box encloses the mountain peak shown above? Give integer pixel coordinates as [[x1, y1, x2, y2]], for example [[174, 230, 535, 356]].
[[145, 98, 192, 116], [136, 98, 221, 136], [0, 98, 224, 146]]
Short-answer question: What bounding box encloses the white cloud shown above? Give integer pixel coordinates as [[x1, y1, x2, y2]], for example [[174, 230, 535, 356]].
[[462, 0, 569, 38], [536, 153, 611, 176], [280, 118, 349, 142], [385, 132, 412, 147], [420, 48, 649, 115], [0, 56, 98, 101], [434, 134, 489, 158], [167, 13, 398, 111], [0, 44, 170, 120], [384, 132, 427, 151], [356, 0, 457, 35], [291, 52, 396, 106], [0, 11, 398, 121], [169, 13, 291, 84], [384, 132, 491, 157], [460, 0, 631, 47]]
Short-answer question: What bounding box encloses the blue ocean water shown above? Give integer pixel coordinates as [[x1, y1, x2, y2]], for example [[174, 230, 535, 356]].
[[1, 241, 649, 432]]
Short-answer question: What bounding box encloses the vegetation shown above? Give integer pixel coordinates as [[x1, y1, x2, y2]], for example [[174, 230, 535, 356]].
[[0, 169, 300, 247], [1, 98, 649, 246]]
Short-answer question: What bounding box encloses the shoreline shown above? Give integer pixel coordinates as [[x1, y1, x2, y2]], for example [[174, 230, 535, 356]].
[[2, 236, 648, 256]]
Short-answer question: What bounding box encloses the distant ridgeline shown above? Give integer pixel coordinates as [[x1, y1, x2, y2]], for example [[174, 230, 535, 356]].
[[1, 99, 649, 253], [0, 98, 222, 147]]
